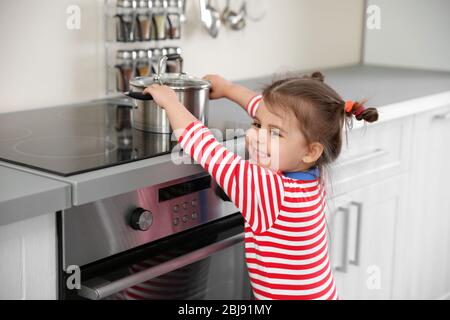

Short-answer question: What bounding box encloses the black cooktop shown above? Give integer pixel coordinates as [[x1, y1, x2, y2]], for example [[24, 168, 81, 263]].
[[0, 99, 186, 176]]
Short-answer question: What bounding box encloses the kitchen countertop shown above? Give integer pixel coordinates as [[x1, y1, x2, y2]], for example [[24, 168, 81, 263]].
[[0, 166, 71, 226], [1, 64, 450, 225]]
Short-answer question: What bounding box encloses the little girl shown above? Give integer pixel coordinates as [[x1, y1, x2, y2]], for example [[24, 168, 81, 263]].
[[143, 71, 379, 300]]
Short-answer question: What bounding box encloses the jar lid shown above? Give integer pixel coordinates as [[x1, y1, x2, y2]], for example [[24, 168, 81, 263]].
[[137, 0, 149, 8], [137, 49, 148, 59], [151, 48, 163, 56], [152, 0, 168, 8], [117, 0, 135, 8], [117, 50, 137, 60], [166, 47, 182, 55], [131, 73, 211, 90], [167, 0, 178, 7]]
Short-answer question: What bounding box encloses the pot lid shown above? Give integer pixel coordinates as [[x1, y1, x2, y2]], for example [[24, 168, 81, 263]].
[[130, 73, 211, 90]]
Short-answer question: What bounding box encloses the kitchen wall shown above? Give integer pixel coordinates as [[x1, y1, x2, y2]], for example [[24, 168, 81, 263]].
[[0, 0, 365, 113], [364, 0, 450, 71]]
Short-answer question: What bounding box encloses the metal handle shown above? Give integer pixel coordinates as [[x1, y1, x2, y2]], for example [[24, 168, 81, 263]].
[[123, 91, 154, 101], [433, 111, 450, 121], [349, 201, 363, 266], [339, 148, 389, 167], [77, 232, 245, 300], [156, 54, 184, 78], [334, 207, 350, 273]]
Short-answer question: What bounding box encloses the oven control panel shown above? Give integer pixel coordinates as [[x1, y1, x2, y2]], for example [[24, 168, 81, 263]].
[[156, 175, 219, 233], [171, 198, 198, 226], [62, 173, 239, 269]]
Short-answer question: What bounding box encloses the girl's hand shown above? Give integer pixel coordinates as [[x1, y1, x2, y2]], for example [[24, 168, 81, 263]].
[[143, 84, 180, 110], [203, 74, 234, 100]]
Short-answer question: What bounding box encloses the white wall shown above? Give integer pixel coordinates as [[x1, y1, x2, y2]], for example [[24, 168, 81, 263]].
[[0, 0, 365, 113], [364, 0, 450, 71], [0, 0, 105, 113]]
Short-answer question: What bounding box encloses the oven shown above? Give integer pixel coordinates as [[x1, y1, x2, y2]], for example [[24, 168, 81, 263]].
[[58, 172, 252, 300]]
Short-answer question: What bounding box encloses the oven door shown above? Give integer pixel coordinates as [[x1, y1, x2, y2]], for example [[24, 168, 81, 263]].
[[63, 213, 252, 300]]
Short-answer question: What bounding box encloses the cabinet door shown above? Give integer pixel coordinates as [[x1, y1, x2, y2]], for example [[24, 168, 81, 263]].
[[327, 175, 407, 300], [329, 116, 412, 197], [393, 105, 450, 299], [0, 213, 57, 299]]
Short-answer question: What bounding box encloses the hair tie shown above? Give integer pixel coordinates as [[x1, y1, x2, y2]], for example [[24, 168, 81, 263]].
[[353, 105, 366, 117], [344, 100, 355, 113]]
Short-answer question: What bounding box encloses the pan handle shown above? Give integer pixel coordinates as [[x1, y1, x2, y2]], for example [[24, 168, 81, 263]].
[[124, 91, 154, 101]]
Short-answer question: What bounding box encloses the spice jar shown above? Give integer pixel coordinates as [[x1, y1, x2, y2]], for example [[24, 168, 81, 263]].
[[151, 0, 168, 40], [166, 0, 181, 39], [115, 50, 138, 92], [115, 0, 138, 42], [165, 47, 183, 73], [136, 49, 151, 77], [136, 0, 152, 41]]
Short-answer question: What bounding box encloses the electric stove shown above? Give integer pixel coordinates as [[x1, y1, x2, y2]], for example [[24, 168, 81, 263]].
[[0, 98, 220, 177]]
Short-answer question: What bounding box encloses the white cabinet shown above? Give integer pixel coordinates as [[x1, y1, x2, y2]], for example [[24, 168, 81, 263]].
[[392, 105, 450, 299], [327, 174, 407, 299], [330, 116, 412, 197], [0, 213, 57, 299], [324, 115, 413, 299]]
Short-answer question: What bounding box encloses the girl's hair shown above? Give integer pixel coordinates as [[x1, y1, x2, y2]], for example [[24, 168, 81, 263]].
[[262, 71, 379, 171]]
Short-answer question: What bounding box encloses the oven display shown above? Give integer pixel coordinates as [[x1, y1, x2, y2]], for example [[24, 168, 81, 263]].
[[158, 176, 212, 202]]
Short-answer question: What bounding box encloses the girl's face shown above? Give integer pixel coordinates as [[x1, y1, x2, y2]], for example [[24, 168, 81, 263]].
[[245, 100, 314, 173]]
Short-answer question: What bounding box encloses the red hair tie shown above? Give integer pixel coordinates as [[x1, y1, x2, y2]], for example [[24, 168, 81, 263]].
[[345, 100, 366, 117], [353, 105, 366, 117], [344, 100, 354, 113]]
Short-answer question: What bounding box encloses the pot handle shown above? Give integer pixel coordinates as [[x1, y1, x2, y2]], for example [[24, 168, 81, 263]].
[[157, 54, 184, 75], [124, 91, 154, 101], [166, 53, 182, 61]]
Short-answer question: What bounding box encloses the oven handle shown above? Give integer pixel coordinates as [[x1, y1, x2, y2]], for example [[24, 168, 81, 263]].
[[77, 232, 245, 300]]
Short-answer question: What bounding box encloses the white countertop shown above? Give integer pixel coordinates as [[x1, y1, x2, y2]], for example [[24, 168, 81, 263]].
[[0, 166, 71, 225]]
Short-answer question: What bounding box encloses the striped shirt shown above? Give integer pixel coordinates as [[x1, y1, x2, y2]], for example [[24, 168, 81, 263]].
[[178, 95, 338, 300]]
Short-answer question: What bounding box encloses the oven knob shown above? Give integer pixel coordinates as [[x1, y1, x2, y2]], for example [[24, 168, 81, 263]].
[[130, 208, 153, 231]]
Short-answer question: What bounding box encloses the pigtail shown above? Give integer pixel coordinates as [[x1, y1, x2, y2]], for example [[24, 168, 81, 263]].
[[344, 99, 379, 123]]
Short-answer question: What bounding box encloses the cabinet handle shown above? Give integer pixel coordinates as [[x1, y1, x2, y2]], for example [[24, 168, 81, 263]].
[[349, 201, 363, 266], [338, 148, 389, 167], [433, 111, 450, 121], [334, 207, 350, 273]]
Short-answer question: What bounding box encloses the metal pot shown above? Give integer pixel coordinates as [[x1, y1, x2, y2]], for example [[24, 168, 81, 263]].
[[125, 54, 211, 134]]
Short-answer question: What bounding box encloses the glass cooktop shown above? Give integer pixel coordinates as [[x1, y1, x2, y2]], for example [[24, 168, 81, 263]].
[[0, 99, 228, 177]]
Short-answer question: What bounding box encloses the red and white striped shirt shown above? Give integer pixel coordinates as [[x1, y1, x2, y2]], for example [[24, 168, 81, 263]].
[[178, 95, 338, 300]]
